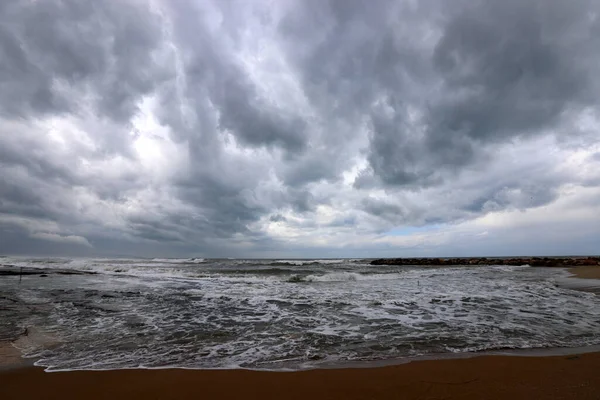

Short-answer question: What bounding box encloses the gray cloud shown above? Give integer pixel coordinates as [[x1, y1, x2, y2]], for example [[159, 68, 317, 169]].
[[0, 0, 165, 125], [430, 0, 594, 139], [269, 214, 287, 223], [0, 0, 599, 257], [361, 198, 408, 225], [361, 0, 600, 187]]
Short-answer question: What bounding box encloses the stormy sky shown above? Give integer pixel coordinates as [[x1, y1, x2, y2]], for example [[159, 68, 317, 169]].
[[1, 0, 599, 258]]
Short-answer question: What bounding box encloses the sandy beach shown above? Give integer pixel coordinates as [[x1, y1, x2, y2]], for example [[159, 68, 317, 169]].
[[569, 265, 600, 279], [1, 353, 599, 400], [0, 343, 28, 371]]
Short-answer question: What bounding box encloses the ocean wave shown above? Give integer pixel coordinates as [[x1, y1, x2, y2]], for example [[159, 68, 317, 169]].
[[151, 258, 206, 264], [288, 272, 404, 283], [212, 267, 320, 276], [4, 263, 600, 372], [306, 272, 364, 282], [268, 259, 346, 266]]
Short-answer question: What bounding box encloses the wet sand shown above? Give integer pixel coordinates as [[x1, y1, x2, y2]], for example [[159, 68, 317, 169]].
[[569, 265, 600, 279], [1, 353, 599, 399], [0, 343, 29, 371], [0, 327, 57, 371]]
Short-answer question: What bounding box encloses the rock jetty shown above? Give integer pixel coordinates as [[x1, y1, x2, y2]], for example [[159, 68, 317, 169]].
[[0, 265, 96, 276], [370, 257, 600, 267]]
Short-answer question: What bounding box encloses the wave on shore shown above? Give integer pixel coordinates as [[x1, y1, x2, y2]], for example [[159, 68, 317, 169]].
[[1, 257, 599, 372]]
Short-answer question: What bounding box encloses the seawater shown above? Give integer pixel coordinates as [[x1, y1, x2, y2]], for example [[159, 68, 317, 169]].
[[1, 257, 599, 371]]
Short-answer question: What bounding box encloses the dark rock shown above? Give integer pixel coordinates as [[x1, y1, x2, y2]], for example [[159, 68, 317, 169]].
[[0, 266, 98, 276], [0, 270, 41, 276], [370, 256, 600, 267]]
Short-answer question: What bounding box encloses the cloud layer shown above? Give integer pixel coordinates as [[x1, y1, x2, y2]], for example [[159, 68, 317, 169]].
[[1, 0, 599, 257]]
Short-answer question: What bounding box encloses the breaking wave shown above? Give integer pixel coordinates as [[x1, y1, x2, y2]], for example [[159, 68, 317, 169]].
[[2, 257, 599, 372]]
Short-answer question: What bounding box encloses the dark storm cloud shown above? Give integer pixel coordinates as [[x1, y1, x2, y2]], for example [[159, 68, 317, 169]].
[[462, 184, 559, 214], [120, 0, 318, 245], [0, 0, 175, 253], [279, 0, 430, 117], [0, 137, 77, 185], [174, 175, 266, 238], [275, 0, 437, 188], [0, 118, 146, 232], [361, 198, 407, 224], [0, 227, 92, 256], [370, 0, 599, 187], [159, 1, 308, 153], [214, 76, 308, 152], [269, 214, 287, 223], [286, 189, 316, 213], [429, 0, 594, 137], [281, 154, 340, 187], [0, 0, 599, 257], [165, 0, 600, 241], [0, 178, 50, 220], [279, 0, 599, 189], [0, 0, 165, 124], [127, 223, 185, 243]]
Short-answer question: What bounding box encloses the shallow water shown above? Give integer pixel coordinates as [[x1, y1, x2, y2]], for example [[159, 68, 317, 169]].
[[1, 257, 599, 371]]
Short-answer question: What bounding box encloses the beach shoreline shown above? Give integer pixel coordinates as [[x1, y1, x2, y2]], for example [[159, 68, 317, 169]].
[[0, 342, 33, 372], [569, 265, 600, 279], [2, 264, 600, 399], [1, 352, 600, 399]]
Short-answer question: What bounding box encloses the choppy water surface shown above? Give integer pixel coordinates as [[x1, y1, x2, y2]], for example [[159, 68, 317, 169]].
[[1, 257, 599, 371]]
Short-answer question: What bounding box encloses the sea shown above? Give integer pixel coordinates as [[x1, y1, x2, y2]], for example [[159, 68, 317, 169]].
[[1, 257, 600, 372]]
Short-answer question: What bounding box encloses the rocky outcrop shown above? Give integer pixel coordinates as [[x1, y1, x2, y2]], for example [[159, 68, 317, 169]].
[[370, 257, 600, 267], [0, 265, 97, 276]]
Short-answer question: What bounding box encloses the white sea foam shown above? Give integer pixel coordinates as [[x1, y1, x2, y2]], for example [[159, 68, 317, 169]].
[[151, 258, 206, 263], [304, 271, 406, 282], [272, 259, 346, 265], [2, 259, 599, 372]]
